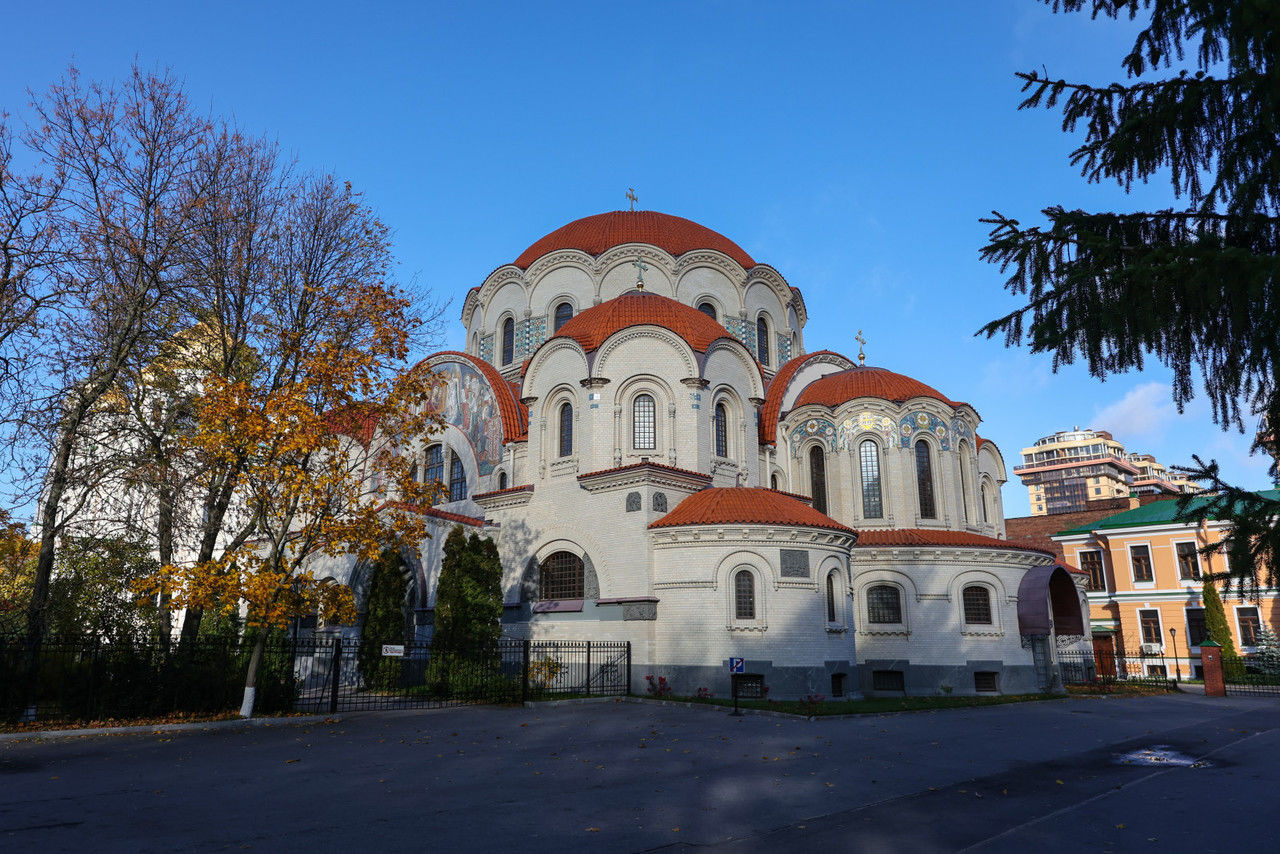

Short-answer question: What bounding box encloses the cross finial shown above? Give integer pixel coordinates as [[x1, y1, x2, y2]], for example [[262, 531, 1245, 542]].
[[632, 256, 649, 289], [856, 329, 866, 366], [626, 188, 638, 211]]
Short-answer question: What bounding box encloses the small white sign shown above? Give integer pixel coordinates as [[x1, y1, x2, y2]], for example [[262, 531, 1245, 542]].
[[381, 644, 405, 657]]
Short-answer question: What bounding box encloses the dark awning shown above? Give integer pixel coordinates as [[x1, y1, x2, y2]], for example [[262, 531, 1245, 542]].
[[1017, 564, 1085, 636]]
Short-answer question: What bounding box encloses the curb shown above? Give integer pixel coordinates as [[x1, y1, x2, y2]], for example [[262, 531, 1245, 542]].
[[0, 714, 340, 743]]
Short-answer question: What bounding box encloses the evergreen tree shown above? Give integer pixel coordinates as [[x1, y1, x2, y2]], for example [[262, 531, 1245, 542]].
[[357, 548, 410, 689], [432, 525, 503, 661], [1201, 578, 1243, 676], [979, 0, 1280, 592], [1255, 623, 1280, 676]]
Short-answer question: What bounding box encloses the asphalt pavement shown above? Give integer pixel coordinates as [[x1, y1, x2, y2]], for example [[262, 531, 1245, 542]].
[[2, 693, 1277, 852]]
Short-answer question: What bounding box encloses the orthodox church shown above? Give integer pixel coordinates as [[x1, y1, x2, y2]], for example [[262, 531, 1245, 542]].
[[352, 210, 1087, 699]]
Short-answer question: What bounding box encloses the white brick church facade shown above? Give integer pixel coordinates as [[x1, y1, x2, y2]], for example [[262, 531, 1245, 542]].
[[350, 211, 1086, 698]]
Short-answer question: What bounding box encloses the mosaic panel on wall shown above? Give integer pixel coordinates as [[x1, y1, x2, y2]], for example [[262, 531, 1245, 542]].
[[836, 412, 897, 451], [478, 333, 494, 364], [789, 417, 837, 458], [722, 317, 752, 353], [776, 332, 792, 364], [950, 418, 974, 448], [427, 361, 504, 476], [898, 411, 951, 450], [515, 316, 548, 360]]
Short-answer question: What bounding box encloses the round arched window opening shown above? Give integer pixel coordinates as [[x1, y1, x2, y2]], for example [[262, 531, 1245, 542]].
[[553, 302, 573, 332], [540, 551, 585, 601], [501, 317, 515, 366], [698, 302, 718, 322], [734, 570, 756, 620]]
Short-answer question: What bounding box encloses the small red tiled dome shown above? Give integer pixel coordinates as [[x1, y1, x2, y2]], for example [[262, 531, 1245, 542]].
[[649, 487, 853, 534], [793, 366, 958, 409], [514, 211, 756, 270], [552, 291, 734, 354]]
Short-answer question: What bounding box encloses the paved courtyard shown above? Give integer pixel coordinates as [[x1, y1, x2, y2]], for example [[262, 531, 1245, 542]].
[[2, 693, 1277, 852]]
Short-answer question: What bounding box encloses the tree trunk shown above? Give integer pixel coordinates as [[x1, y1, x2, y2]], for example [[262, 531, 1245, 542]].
[[239, 630, 266, 718], [155, 473, 175, 645]]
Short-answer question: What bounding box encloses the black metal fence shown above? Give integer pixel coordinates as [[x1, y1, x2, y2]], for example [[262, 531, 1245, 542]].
[[1058, 647, 1175, 687], [1225, 658, 1280, 697], [1, 634, 630, 723]]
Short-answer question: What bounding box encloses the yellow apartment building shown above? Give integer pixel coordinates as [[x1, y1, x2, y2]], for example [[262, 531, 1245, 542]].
[[1054, 491, 1280, 679]]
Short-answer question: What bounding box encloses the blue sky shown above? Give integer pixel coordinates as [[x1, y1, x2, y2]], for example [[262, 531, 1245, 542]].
[[3, 1, 1271, 517]]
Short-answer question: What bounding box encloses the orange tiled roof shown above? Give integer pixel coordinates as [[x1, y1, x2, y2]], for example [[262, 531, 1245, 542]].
[[578, 460, 712, 483], [649, 487, 853, 533], [424, 351, 528, 442], [514, 211, 756, 270], [553, 291, 734, 354], [758, 350, 848, 446], [324, 402, 380, 446], [854, 528, 1053, 555], [378, 501, 486, 528], [793, 366, 959, 409]]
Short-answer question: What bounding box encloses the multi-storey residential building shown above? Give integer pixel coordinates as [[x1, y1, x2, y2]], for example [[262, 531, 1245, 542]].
[[1016, 428, 1198, 516], [1054, 492, 1280, 679]]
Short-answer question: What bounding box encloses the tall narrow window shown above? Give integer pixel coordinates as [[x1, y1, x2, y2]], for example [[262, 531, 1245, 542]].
[[1079, 550, 1106, 591], [809, 446, 827, 515], [1176, 542, 1201, 580], [424, 445, 444, 488], [915, 440, 936, 519], [501, 317, 514, 366], [734, 570, 755, 620], [498, 471, 508, 490], [962, 586, 992, 625], [756, 316, 770, 365], [1186, 608, 1207, 647], [698, 302, 717, 322], [558, 402, 573, 458], [770, 473, 779, 491], [826, 574, 837, 623], [866, 585, 902, 624], [448, 453, 466, 502], [959, 447, 971, 523], [1129, 545, 1153, 582], [714, 403, 728, 458], [980, 482, 990, 523], [859, 439, 883, 519], [1238, 607, 1261, 646], [1139, 608, 1161, 644], [553, 302, 573, 332], [633, 394, 656, 450]]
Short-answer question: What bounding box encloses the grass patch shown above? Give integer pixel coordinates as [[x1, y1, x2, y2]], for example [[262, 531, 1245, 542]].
[[1066, 681, 1175, 697], [641, 692, 1064, 716]]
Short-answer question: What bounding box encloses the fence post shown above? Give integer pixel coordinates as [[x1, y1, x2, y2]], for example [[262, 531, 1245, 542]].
[[520, 639, 531, 704], [585, 641, 591, 696], [328, 636, 343, 714], [625, 641, 632, 696], [1200, 640, 1225, 697]]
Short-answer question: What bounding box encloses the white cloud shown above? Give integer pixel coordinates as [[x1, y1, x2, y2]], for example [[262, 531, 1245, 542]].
[[1091, 382, 1177, 442]]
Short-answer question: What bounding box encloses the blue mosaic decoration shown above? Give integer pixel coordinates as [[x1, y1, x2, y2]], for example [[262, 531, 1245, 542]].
[[950, 418, 974, 447], [515, 316, 548, 359], [776, 332, 792, 364], [898, 411, 951, 450], [836, 412, 897, 451], [478, 333, 494, 364], [722, 317, 751, 352], [789, 417, 837, 458]]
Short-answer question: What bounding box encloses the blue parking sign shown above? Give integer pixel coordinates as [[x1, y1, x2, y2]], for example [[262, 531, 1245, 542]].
[[729, 657, 745, 673]]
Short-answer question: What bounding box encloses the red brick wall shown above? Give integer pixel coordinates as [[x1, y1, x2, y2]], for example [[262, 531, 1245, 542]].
[[1004, 496, 1177, 564]]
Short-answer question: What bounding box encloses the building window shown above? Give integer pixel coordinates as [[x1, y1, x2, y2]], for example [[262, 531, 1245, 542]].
[[553, 301, 573, 332], [1130, 545, 1154, 583], [980, 482, 990, 523], [633, 394, 656, 450], [962, 586, 992, 625], [697, 301, 717, 322], [1139, 609, 1162, 645], [856, 439, 884, 519], [734, 570, 755, 620], [558, 402, 573, 458], [1079, 550, 1106, 592], [809, 446, 828, 515], [498, 471, 507, 490], [1186, 608, 1207, 647], [826, 574, 838, 623], [756, 316, 770, 365], [1238, 607, 1261, 646], [652, 492, 667, 512], [449, 453, 467, 502], [1176, 542, 1201, 580], [872, 670, 905, 691], [770, 473, 779, 491], [539, 551, 584, 601], [915, 440, 936, 519], [974, 672, 999, 693], [959, 447, 971, 523], [866, 585, 902, 624], [501, 317, 514, 366], [424, 445, 444, 487], [714, 403, 729, 458]]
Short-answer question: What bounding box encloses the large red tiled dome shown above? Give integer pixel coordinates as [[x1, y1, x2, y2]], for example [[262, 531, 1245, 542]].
[[552, 291, 734, 354], [793, 366, 959, 408], [514, 211, 756, 269], [649, 487, 853, 534]]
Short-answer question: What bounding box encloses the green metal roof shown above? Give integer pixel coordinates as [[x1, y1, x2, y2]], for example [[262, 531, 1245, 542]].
[[1055, 489, 1280, 537]]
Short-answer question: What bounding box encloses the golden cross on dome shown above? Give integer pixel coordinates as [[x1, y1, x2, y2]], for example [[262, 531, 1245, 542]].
[[632, 256, 649, 288], [626, 187, 638, 211], [856, 329, 866, 366]]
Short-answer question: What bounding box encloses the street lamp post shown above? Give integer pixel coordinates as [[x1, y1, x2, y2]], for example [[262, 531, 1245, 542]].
[[1169, 627, 1181, 682]]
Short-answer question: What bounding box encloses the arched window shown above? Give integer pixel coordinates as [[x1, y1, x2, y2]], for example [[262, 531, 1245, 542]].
[[553, 301, 573, 332], [959, 444, 972, 523], [714, 403, 729, 458], [756, 315, 770, 365], [501, 317, 515, 366], [539, 551, 584, 600], [915, 440, 936, 519], [859, 439, 883, 519], [734, 570, 755, 620], [698, 302, 717, 322], [980, 482, 990, 523], [963, 585, 992, 625], [498, 471, 507, 490], [866, 585, 902, 624], [424, 445, 444, 488], [558, 402, 573, 457], [633, 394, 656, 450], [770, 473, 779, 491], [809, 446, 827, 515], [826, 573, 838, 623], [449, 453, 467, 502]]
